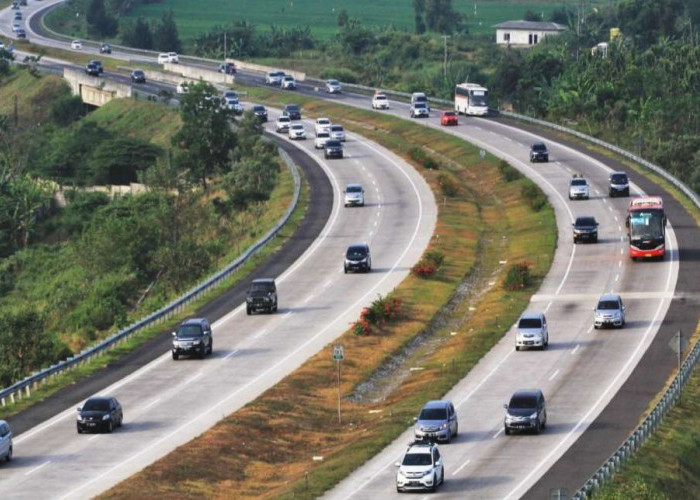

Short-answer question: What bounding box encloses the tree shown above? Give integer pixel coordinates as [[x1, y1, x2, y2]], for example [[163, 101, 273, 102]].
[[121, 17, 153, 50], [171, 82, 237, 189], [413, 0, 426, 34], [523, 10, 542, 22], [425, 0, 461, 34], [153, 9, 181, 52], [86, 0, 118, 38], [337, 9, 349, 28]]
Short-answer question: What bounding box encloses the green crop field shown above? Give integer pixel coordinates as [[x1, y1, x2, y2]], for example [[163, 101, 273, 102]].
[[124, 0, 595, 41]]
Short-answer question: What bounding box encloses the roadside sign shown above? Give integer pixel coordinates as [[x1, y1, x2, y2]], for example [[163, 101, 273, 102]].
[[479, 149, 486, 159], [332, 345, 344, 361]]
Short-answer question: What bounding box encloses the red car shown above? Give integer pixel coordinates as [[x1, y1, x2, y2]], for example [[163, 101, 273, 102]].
[[440, 111, 458, 126]]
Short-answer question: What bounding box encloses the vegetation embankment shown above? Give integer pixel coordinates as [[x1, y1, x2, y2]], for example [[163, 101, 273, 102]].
[[0, 70, 294, 407], [101, 91, 556, 499]]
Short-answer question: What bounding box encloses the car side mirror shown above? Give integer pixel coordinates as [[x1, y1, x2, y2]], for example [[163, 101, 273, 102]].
[[171, 331, 176, 337], [77, 407, 82, 412], [413, 416, 418, 422], [596, 222, 600, 226], [395, 462, 401, 467]]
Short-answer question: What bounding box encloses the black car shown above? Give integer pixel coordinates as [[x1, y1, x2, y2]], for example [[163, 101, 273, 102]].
[[246, 278, 278, 315], [100, 43, 112, 54], [16, 28, 26, 39], [130, 69, 146, 83], [504, 390, 547, 435], [283, 104, 301, 120], [77, 397, 123, 434], [171, 318, 213, 360], [572, 216, 599, 243], [344, 244, 371, 273], [530, 142, 549, 163], [324, 140, 343, 159], [89, 60, 104, 74], [252, 105, 268, 122], [609, 171, 630, 197], [219, 62, 236, 75], [85, 63, 100, 76]]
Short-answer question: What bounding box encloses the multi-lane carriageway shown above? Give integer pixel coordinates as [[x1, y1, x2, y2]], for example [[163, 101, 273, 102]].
[[1, 1, 698, 498]]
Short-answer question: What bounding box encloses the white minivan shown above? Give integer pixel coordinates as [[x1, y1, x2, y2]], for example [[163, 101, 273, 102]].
[[158, 52, 179, 64], [0, 420, 12, 463]]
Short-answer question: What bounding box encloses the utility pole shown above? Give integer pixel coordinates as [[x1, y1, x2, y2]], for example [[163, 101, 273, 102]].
[[223, 32, 228, 86], [442, 35, 450, 78]]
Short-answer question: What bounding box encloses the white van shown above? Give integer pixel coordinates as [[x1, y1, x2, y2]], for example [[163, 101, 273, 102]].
[[158, 52, 179, 64]]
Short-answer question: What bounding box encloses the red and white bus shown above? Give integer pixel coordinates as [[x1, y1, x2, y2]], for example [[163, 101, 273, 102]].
[[454, 83, 489, 116], [626, 196, 666, 259]]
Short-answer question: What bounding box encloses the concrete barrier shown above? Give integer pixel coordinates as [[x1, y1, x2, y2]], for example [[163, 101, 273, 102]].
[[63, 67, 131, 106], [226, 58, 306, 81], [163, 62, 228, 85]]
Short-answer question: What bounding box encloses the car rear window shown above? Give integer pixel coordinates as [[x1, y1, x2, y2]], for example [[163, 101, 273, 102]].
[[346, 247, 367, 259], [518, 318, 542, 329], [418, 408, 447, 420], [509, 396, 537, 409], [331, 125, 344, 131], [285, 105, 300, 112], [346, 186, 362, 193], [326, 140, 341, 147], [597, 300, 620, 310], [611, 174, 628, 183], [532, 143, 547, 151]]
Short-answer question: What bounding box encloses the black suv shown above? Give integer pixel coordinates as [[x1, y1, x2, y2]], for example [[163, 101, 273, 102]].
[[246, 278, 278, 314], [252, 105, 268, 122], [219, 62, 236, 75], [324, 140, 343, 159], [504, 389, 547, 435], [344, 244, 371, 273], [609, 171, 630, 197], [89, 60, 104, 74], [171, 318, 213, 360], [130, 70, 146, 83], [100, 43, 112, 54], [572, 216, 599, 243], [529, 142, 549, 163], [85, 62, 100, 76], [77, 397, 123, 434], [283, 104, 301, 120]]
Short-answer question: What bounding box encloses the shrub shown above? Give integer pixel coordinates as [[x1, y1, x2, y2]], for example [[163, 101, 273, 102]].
[[411, 263, 437, 278], [423, 250, 444, 268], [520, 180, 548, 212], [352, 294, 403, 335], [498, 159, 522, 182], [411, 249, 445, 278], [319, 67, 358, 83], [503, 262, 532, 290], [437, 173, 458, 197], [408, 147, 440, 170], [352, 318, 372, 336]]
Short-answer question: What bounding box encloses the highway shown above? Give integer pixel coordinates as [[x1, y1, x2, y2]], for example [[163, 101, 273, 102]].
[[0, 1, 693, 498]]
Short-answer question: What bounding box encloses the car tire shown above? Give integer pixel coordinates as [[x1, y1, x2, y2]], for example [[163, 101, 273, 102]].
[[246, 306, 252, 315], [504, 426, 510, 435], [593, 236, 598, 243], [273, 303, 278, 313], [535, 420, 542, 434], [6, 446, 11, 462], [106, 421, 113, 433], [77, 425, 83, 434], [445, 430, 451, 444], [208, 340, 213, 355], [199, 345, 206, 359], [172, 352, 179, 360], [441, 469, 445, 485], [429, 474, 437, 492], [515, 346, 520, 351], [118, 415, 123, 427], [344, 266, 348, 274], [594, 324, 599, 329]]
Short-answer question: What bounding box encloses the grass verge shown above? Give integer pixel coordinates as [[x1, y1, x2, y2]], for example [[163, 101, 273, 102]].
[[100, 93, 556, 499]]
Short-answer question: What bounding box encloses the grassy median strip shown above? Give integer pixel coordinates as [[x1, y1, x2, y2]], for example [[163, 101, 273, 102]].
[[101, 94, 556, 499]]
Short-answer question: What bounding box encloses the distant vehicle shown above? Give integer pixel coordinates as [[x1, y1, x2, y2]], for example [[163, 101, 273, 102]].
[[324, 139, 343, 159], [99, 43, 112, 54], [440, 111, 458, 126], [71, 40, 82, 50], [0, 421, 11, 463], [288, 123, 306, 140], [283, 103, 301, 120], [344, 184, 364, 207], [594, 293, 626, 329], [252, 105, 268, 122], [222, 90, 238, 100], [130, 69, 146, 83], [281, 75, 296, 90], [344, 243, 371, 273], [413, 400, 458, 443], [222, 96, 243, 114], [15, 28, 25, 38], [504, 390, 547, 435], [77, 397, 123, 434], [515, 312, 548, 351], [314, 131, 330, 149], [529, 142, 549, 162], [410, 101, 429, 118], [275, 115, 291, 133], [329, 124, 345, 141], [569, 175, 590, 200], [176, 81, 190, 94], [171, 318, 213, 359], [11, 23, 20, 33], [20, 0, 27, 6], [219, 62, 236, 75], [85, 62, 100, 76], [372, 92, 390, 110], [265, 71, 285, 85], [315, 117, 332, 135], [395, 441, 444, 493], [454, 82, 489, 116], [13, 12, 21, 20], [572, 216, 599, 244], [325, 79, 342, 93], [626, 196, 666, 260], [609, 171, 630, 197], [158, 52, 179, 64], [246, 278, 277, 315], [11, 2, 19, 10], [411, 92, 430, 111], [88, 60, 103, 74]]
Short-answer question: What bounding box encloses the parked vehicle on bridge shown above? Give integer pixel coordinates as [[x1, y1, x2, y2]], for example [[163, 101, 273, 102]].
[[171, 318, 213, 360], [504, 390, 547, 435], [413, 400, 458, 443], [594, 293, 626, 329], [395, 441, 444, 493], [0, 421, 11, 463], [515, 312, 549, 351], [77, 397, 123, 433], [626, 196, 666, 260], [246, 278, 278, 315]]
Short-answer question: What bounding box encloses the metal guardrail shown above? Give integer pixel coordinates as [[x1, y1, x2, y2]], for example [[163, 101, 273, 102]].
[[0, 149, 301, 407]]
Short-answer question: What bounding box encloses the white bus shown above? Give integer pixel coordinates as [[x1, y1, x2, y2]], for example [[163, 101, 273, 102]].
[[454, 83, 489, 116]]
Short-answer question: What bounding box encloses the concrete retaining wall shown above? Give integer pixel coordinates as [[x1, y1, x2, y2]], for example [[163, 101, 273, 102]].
[[63, 67, 131, 106], [163, 62, 228, 84], [226, 58, 306, 81]]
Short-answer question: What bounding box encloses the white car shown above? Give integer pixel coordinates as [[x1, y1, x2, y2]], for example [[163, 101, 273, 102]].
[[71, 40, 83, 50], [314, 131, 330, 149], [176, 81, 190, 95], [222, 97, 243, 114], [315, 117, 332, 135], [330, 124, 345, 142], [158, 52, 179, 64], [372, 93, 390, 109], [222, 90, 239, 101], [569, 176, 590, 200], [11, 23, 20, 33], [325, 79, 342, 93], [410, 102, 430, 118], [396, 441, 444, 493], [288, 123, 306, 140], [275, 116, 291, 133], [265, 71, 285, 85], [344, 184, 365, 207], [281, 75, 296, 90]]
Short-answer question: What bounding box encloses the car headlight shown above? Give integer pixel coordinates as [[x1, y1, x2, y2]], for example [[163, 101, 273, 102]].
[[397, 470, 406, 480], [440, 423, 448, 429], [102, 414, 111, 421], [77, 415, 84, 421], [193, 339, 201, 345], [420, 470, 433, 478], [529, 412, 538, 420]]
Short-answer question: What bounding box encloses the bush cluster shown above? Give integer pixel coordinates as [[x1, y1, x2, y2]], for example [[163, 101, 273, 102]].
[[503, 262, 532, 290], [408, 147, 440, 170], [410, 250, 445, 278], [520, 181, 548, 212], [437, 173, 458, 197], [498, 159, 522, 182], [352, 294, 403, 336]]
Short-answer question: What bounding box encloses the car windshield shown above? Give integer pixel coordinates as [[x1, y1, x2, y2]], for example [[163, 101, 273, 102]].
[[414, 95, 427, 102], [318, 119, 330, 124], [346, 186, 362, 193], [375, 95, 387, 100], [576, 217, 596, 227], [597, 300, 620, 310], [346, 247, 367, 259], [509, 396, 537, 409], [177, 324, 203, 338], [279, 117, 290, 122], [292, 124, 304, 130], [331, 125, 343, 131], [571, 179, 587, 186], [532, 144, 547, 151], [414, 102, 427, 109], [328, 80, 339, 85], [284, 76, 294, 81], [611, 174, 628, 183], [83, 399, 110, 411], [402, 452, 432, 466], [518, 318, 542, 329], [250, 282, 273, 292], [286, 106, 299, 112], [418, 408, 447, 420], [253, 106, 265, 112], [134, 71, 144, 76], [224, 91, 237, 98], [444, 112, 456, 117], [326, 141, 341, 147]]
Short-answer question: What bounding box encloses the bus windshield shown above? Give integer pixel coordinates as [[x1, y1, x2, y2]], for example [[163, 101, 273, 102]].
[[629, 210, 664, 240], [470, 91, 488, 107]]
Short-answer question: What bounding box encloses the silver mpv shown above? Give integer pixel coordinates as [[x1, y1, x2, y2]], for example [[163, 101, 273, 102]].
[[594, 293, 626, 329]]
